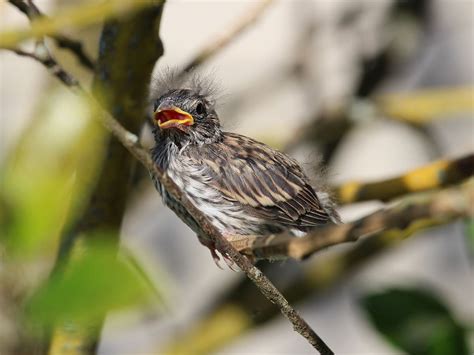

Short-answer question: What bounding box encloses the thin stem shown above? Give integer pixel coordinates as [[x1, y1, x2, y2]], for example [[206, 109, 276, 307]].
[[182, 0, 274, 72]]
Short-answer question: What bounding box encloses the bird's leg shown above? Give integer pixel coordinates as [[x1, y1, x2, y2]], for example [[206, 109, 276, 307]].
[[196, 234, 241, 271]]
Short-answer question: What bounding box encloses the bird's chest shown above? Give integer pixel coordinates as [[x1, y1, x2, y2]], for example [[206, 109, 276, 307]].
[[166, 154, 217, 203], [154, 145, 267, 235], [160, 154, 253, 233]]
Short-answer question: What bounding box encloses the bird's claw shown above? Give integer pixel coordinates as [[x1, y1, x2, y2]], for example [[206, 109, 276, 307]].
[[223, 253, 240, 272], [206, 245, 240, 271], [199, 235, 242, 271], [209, 248, 224, 269]]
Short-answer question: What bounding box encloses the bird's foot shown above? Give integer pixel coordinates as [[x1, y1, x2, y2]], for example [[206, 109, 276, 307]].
[[222, 252, 240, 272], [209, 245, 240, 271], [198, 235, 240, 271], [208, 246, 224, 270]]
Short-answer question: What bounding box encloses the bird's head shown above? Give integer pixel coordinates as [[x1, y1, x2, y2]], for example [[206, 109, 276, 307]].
[[151, 73, 222, 146]]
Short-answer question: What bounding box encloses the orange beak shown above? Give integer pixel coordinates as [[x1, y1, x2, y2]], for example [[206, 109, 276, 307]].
[[154, 107, 194, 130]]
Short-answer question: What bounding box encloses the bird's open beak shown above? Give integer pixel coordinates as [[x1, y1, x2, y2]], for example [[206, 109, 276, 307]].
[[154, 107, 194, 130]]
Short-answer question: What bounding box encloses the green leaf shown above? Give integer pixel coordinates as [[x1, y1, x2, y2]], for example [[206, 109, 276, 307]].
[[0, 89, 107, 255], [360, 288, 469, 355], [465, 218, 474, 257], [25, 241, 159, 326]]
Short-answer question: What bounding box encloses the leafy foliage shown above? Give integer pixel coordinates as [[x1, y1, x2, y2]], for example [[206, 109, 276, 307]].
[[465, 219, 474, 257], [360, 288, 470, 355], [25, 240, 160, 326], [0, 90, 106, 255]]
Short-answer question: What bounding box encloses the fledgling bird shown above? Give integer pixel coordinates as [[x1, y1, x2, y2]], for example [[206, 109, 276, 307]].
[[150, 73, 340, 267]]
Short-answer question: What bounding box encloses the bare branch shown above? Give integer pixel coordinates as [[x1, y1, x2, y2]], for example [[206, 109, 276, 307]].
[[182, 0, 274, 72], [232, 180, 473, 261], [376, 86, 474, 124], [10, 44, 80, 88], [334, 153, 474, 204], [5, 7, 333, 354], [51, 34, 95, 70]]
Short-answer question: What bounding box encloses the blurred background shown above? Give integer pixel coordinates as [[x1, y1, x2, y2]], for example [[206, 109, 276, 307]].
[[1, 0, 473, 354]]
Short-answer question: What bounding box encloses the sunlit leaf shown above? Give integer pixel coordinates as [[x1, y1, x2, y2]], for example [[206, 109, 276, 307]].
[[360, 288, 469, 355], [120, 246, 167, 305], [1, 88, 107, 256], [25, 240, 158, 325]]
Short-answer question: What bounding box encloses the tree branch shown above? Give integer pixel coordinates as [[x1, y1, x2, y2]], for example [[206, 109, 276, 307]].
[[376, 86, 474, 124], [4, 2, 333, 354], [231, 180, 473, 261], [10, 45, 81, 88], [8, 0, 95, 70], [334, 153, 474, 204], [182, 0, 274, 72]]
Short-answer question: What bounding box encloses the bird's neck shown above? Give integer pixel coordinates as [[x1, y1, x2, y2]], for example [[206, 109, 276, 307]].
[[153, 126, 223, 157]]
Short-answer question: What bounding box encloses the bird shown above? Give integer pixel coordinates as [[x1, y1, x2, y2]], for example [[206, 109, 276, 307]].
[[149, 72, 340, 267]]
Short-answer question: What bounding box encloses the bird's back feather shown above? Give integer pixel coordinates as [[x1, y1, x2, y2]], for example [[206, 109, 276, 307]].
[[189, 132, 333, 232]]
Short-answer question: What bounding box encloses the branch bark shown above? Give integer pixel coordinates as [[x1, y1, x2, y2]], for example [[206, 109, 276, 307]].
[[376, 87, 474, 124], [334, 153, 474, 204], [231, 180, 473, 261]]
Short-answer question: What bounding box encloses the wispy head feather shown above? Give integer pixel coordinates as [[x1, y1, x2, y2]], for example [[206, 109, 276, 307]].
[[149, 67, 222, 106]]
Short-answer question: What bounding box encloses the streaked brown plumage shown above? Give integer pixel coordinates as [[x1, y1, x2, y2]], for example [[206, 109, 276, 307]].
[[150, 73, 340, 265]]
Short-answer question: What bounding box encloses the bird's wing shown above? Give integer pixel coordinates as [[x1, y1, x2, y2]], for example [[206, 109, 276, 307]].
[[201, 133, 331, 229]]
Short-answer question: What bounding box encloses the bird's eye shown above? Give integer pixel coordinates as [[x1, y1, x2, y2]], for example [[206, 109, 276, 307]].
[[196, 102, 205, 115]]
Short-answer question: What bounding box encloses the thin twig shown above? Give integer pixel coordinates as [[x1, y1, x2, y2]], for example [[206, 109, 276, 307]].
[[4, 4, 332, 353], [8, 0, 95, 70], [231, 180, 474, 261], [182, 0, 274, 72], [10, 45, 80, 88]]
